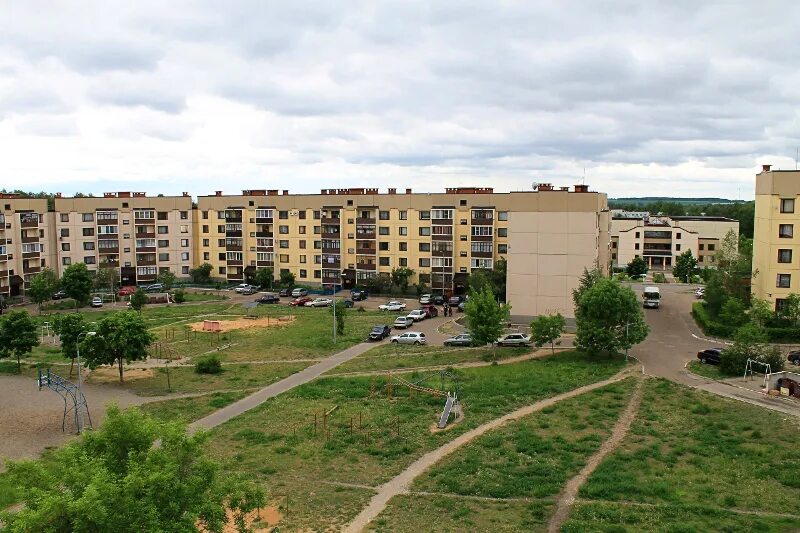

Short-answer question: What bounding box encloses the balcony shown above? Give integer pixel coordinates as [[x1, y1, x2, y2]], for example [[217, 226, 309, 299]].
[[137, 272, 158, 282], [135, 231, 156, 239], [227, 272, 244, 281], [356, 217, 376, 225], [225, 230, 243, 238], [22, 251, 40, 259], [0, 254, 7, 262], [256, 231, 274, 238], [432, 218, 453, 225], [97, 233, 119, 240], [322, 243, 341, 252], [471, 218, 494, 226], [356, 246, 376, 255], [137, 259, 156, 266], [135, 246, 156, 253], [470, 234, 493, 242], [470, 250, 493, 258], [225, 215, 243, 223], [21, 235, 39, 244], [322, 276, 341, 284], [256, 260, 275, 268], [432, 248, 453, 257], [98, 247, 120, 255], [321, 217, 341, 225], [227, 259, 243, 266], [322, 230, 341, 239], [355, 230, 376, 240], [226, 244, 243, 251], [23, 265, 41, 275], [356, 262, 376, 271], [255, 216, 273, 224], [96, 216, 118, 224], [432, 234, 453, 241]]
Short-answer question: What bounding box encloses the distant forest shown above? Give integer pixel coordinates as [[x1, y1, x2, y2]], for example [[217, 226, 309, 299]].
[[609, 198, 755, 238]]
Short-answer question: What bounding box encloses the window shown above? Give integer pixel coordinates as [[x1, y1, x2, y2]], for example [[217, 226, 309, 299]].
[[156, 226, 167, 234], [82, 228, 94, 237], [419, 258, 431, 267], [279, 211, 288, 219], [84, 256, 96, 265], [313, 226, 321, 234], [219, 266, 226, 274], [419, 211, 430, 220], [432, 226, 452, 236], [60, 213, 69, 222], [781, 198, 795, 213], [83, 242, 95, 251], [279, 254, 289, 263], [82, 213, 94, 222], [158, 239, 169, 247], [314, 270, 321, 279], [157, 212, 168, 221], [777, 274, 791, 288], [419, 227, 431, 236], [776, 298, 788, 313], [379, 227, 389, 235], [399, 210, 407, 220], [181, 239, 189, 247], [60, 228, 69, 237], [699, 243, 705, 251], [299, 269, 307, 278], [471, 258, 493, 269], [779, 249, 793, 263], [299, 211, 306, 220], [279, 225, 289, 234], [279, 240, 289, 248], [181, 252, 189, 261], [498, 211, 508, 221], [299, 226, 306, 234], [497, 228, 508, 237], [218, 239, 226, 247], [202, 225, 209, 233], [62, 257, 71, 266], [180, 225, 188, 234], [471, 226, 492, 236], [300, 255, 306, 264], [419, 242, 431, 252], [635, 243, 640, 250], [159, 253, 170, 261], [379, 257, 390, 266], [182, 266, 190, 275], [471, 242, 492, 253], [180, 211, 188, 220], [256, 209, 273, 218], [498, 244, 508, 254], [635, 231, 640, 238], [379, 242, 389, 251], [379, 210, 390, 220], [400, 258, 408, 266], [707, 244, 715, 251], [61, 243, 70, 251], [676, 233, 681, 239], [202, 211, 209, 219], [226, 252, 243, 261], [399, 242, 408, 251], [431, 209, 453, 219], [299, 240, 306, 249], [432, 257, 452, 267], [675, 244, 681, 251], [22, 243, 43, 253], [203, 252, 210, 260]]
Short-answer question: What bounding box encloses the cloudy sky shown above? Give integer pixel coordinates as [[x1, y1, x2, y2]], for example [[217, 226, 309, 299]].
[[1, 1, 798, 200]]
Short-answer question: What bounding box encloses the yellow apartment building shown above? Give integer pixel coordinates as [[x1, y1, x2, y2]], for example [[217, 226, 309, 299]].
[[0, 195, 57, 297], [752, 164, 800, 311]]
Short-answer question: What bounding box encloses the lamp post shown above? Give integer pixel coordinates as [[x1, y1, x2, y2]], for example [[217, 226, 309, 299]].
[[76, 330, 96, 433]]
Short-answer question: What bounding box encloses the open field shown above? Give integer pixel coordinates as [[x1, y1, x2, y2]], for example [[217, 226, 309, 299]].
[[139, 390, 250, 423]]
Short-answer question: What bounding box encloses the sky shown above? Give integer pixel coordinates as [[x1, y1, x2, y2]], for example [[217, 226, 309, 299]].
[[1, 1, 798, 200]]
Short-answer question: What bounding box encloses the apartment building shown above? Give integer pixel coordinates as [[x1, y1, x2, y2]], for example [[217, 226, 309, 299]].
[[752, 164, 800, 311], [196, 184, 609, 319], [610, 212, 738, 271], [0, 195, 57, 297], [53, 192, 194, 285]]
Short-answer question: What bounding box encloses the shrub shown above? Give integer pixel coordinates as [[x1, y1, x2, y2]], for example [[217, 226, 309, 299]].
[[172, 289, 186, 304], [719, 298, 748, 327], [652, 272, 667, 283], [692, 302, 736, 338], [195, 355, 222, 374]]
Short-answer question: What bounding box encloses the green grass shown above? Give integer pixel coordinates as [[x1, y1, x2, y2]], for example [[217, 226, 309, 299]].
[[686, 360, 724, 379], [139, 390, 250, 423], [327, 345, 530, 374], [579, 379, 800, 515]]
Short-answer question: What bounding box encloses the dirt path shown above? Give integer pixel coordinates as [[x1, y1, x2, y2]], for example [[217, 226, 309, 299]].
[[547, 377, 645, 532], [342, 367, 634, 533]]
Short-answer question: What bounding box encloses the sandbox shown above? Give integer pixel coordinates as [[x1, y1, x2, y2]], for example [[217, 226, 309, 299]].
[[189, 315, 296, 333]]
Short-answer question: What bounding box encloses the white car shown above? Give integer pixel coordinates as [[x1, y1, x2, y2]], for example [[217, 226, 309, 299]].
[[390, 331, 427, 345], [695, 287, 705, 299], [91, 296, 103, 308], [496, 333, 531, 347], [291, 288, 309, 297], [393, 316, 414, 329], [419, 294, 432, 305], [379, 300, 407, 312], [407, 309, 426, 322], [305, 297, 332, 307], [234, 283, 254, 293]]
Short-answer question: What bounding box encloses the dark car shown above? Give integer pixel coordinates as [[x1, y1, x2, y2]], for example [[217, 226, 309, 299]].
[[697, 348, 723, 365], [444, 333, 473, 347], [278, 288, 291, 297], [448, 296, 461, 306], [145, 283, 165, 293], [368, 325, 391, 341], [351, 289, 368, 301], [457, 301, 466, 312], [432, 295, 445, 305], [256, 294, 280, 304], [52, 290, 67, 300], [787, 350, 800, 366], [421, 304, 439, 318], [343, 299, 354, 308], [290, 296, 313, 307]]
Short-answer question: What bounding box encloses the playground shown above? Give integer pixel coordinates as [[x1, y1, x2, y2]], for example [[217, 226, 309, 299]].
[[187, 314, 296, 333]]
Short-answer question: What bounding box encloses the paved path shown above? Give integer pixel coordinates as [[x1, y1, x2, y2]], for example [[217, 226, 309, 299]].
[[342, 368, 633, 533], [188, 342, 373, 432]]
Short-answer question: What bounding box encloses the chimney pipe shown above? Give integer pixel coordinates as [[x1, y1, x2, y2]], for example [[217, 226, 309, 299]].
[[762, 164, 772, 172]]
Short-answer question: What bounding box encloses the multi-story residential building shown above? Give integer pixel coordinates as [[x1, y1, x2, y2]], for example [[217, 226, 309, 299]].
[[0, 195, 57, 297], [196, 184, 609, 319], [752, 164, 800, 311], [54, 192, 194, 285], [610, 212, 738, 271]]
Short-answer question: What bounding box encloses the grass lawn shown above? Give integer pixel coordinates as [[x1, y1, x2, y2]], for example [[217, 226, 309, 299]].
[[327, 345, 530, 374], [139, 390, 250, 423], [686, 360, 724, 379]]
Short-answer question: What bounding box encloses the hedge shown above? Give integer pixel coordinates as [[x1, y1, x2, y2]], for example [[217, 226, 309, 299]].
[[692, 302, 800, 342]]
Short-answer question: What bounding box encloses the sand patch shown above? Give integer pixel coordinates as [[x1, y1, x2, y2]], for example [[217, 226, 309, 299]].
[[198, 505, 282, 533], [87, 367, 154, 383], [189, 315, 295, 333]]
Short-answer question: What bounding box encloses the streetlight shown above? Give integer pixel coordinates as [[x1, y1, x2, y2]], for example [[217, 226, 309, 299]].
[[76, 330, 96, 433]]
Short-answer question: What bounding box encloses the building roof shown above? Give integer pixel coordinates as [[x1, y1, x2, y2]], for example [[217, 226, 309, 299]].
[[669, 216, 738, 222]]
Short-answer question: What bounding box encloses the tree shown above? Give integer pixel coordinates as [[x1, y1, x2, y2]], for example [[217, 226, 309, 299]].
[[467, 268, 493, 295], [530, 313, 566, 354], [572, 267, 603, 309], [415, 281, 428, 298], [82, 311, 155, 383], [716, 229, 753, 303], [27, 267, 59, 312], [329, 299, 347, 336], [703, 269, 727, 317], [465, 285, 511, 347], [720, 323, 783, 375], [254, 267, 274, 290], [719, 297, 748, 328], [157, 270, 176, 290], [61, 263, 93, 306], [52, 313, 87, 376], [777, 293, 800, 325], [172, 288, 186, 303], [279, 270, 296, 289], [190, 263, 213, 284], [129, 288, 148, 313], [390, 267, 414, 294], [625, 257, 648, 279], [1, 405, 264, 532], [575, 278, 649, 356], [0, 310, 40, 373], [467, 260, 507, 301], [94, 261, 119, 295], [672, 250, 698, 283], [749, 298, 774, 328]]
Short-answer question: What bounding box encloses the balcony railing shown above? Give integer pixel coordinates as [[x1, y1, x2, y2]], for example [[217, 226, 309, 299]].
[[356, 247, 376, 255], [356, 263, 376, 271], [355, 231, 376, 240], [356, 217, 376, 225], [321, 217, 341, 225]]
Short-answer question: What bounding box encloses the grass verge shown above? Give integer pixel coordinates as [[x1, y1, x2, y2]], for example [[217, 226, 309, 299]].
[[686, 360, 724, 379], [327, 346, 530, 374]]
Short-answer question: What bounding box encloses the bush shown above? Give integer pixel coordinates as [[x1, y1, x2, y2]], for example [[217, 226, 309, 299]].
[[195, 355, 222, 374], [172, 289, 186, 304], [692, 302, 736, 338], [719, 298, 748, 327], [652, 272, 667, 283]]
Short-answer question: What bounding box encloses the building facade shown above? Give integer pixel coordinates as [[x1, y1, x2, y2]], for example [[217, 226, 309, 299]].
[[53, 192, 194, 286], [752, 165, 800, 311], [611, 212, 738, 271], [0, 195, 57, 297]]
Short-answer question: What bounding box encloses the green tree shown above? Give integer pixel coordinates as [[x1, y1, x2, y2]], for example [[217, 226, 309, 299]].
[[254, 267, 274, 290], [465, 285, 511, 347], [749, 297, 774, 328], [467, 269, 493, 295], [575, 278, 649, 356], [279, 270, 296, 289], [719, 323, 783, 375], [157, 269, 176, 290], [716, 229, 753, 303], [61, 263, 93, 306], [52, 313, 87, 376], [777, 293, 800, 326], [190, 262, 213, 284], [329, 299, 347, 336], [82, 311, 155, 383], [94, 261, 119, 295], [530, 313, 566, 354], [415, 281, 428, 298], [572, 267, 603, 309], [672, 250, 698, 283], [172, 288, 186, 303], [129, 288, 148, 313], [0, 406, 264, 532], [625, 256, 648, 279], [27, 267, 59, 312], [390, 267, 414, 294], [719, 297, 748, 327], [703, 269, 727, 317], [0, 310, 40, 373]]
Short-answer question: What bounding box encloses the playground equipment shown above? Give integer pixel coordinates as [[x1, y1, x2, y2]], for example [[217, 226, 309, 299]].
[[40, 321, 57, 344], [744, 359, 772, 388], [380, 370, 461, 428], [37, 368, 92, 433]]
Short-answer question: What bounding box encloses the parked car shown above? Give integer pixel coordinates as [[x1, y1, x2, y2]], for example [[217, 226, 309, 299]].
[[419, 294, 432, 305], [457, 301, 466, 312], [241, 285, 257, 295], [306, 297, 332, 307], [291, 287, 309, 297], [118, 286, 135, 297], [91, 296, 103, 308], [432, 295, 445, 305], [368, 325, 392, 341], [290, 296, 313, 307], [448, 296, 462, 306], [695, 287, 705, 299], [407, 309, 427, 322], [496, 333, 531, 347], [393, 316, 414, 329], [786, 350, 800, 366], [52, 290, 67, 300], [278, 288, 291, 297], [234, 283, 252, 293], [343, 299, 354, 308], [144, 283, 165, 293], [697, 348, 723, 365], [421, 304, 439, 318], [379, 300, 406, 312], [444, 333, 473, 347], [256, 294, 280, 304], [351, 289, 368, 301], [390, 331, 427, 345]]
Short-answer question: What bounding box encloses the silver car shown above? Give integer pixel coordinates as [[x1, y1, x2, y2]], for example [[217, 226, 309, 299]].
[[496, 333, 531, 347], [393, 316, 414, 329], [306, 297, 332, 307], [390, 331, 427, 345]]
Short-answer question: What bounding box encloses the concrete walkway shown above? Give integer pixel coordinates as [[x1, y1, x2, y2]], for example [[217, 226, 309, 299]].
[[188, 343, 373, 432]]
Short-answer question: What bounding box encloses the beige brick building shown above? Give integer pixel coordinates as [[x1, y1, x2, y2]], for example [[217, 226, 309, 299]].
[[0, 195, 57, 297], [752, 164, 800, 311]]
